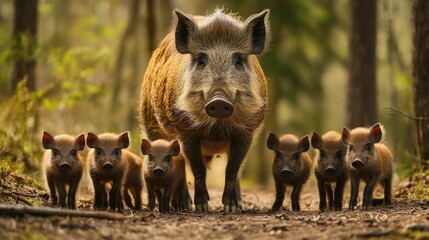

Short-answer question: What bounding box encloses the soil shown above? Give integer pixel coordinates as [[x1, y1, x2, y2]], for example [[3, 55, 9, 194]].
[[0, 169, 429, 240]]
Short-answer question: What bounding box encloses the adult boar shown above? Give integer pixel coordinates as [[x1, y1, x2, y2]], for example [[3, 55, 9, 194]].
[[140, 9, 270, 212]]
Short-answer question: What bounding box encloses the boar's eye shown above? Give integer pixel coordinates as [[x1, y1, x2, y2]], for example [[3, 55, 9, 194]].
[[113, 148, 120, 157], [52, 149, 60, 157], [196, 53, 207, 70], [292, 153, 300, 161], [365, 144, 373, 153], [164, 155, 172, 164], [95, 148, 103, 157], [70, 149, 77, 158], [233, 53, 244, 70], [319, 150, 326, 160], [335, 150, 342, 159]]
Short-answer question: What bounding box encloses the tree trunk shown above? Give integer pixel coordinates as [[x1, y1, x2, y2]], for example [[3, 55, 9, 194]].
[[9, 0, 38, 95], [412, 0, 429, 166], [346, 0, 378, 128]]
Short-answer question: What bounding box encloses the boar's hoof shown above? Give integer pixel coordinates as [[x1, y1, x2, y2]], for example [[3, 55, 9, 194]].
[[324, 167, 337, 176], [351, 159, 364, 168], [195, 203, 208, 212], [205, 94, 234, 118], [224, 204, 237, 213]]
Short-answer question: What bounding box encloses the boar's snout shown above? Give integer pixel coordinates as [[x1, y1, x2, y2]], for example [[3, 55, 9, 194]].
[[205, 93, 234, 118], [280, 168, 294, 177], [152, 167, 165, 176], [351, 159, 365, 169], [59, 163, 71, 171], [102, 163, 114, 170], [324, 166, 337, 176]]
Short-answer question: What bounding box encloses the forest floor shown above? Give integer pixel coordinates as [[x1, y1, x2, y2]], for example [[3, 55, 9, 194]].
[[0, 168, 429, 240]]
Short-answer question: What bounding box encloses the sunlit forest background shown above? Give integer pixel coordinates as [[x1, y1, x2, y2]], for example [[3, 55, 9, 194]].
[[0, 0, 417, 186]]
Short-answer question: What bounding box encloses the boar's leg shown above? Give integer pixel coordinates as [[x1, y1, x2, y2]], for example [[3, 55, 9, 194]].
[[334, 176, 346, 211], [325, 183, 334, 210], [67, 175, 81, 210], [362, 176, 378, 210], [317, 179, 327, 212], [134, 188, 142, 211], [384, 177, 392, 206], [146, 184, 156, 211], [348, 174, 360, 210], [47, 174, 57, 206], [236, 179, 244, 210], [223, 135, 252, 213], [123, 188, 133, 209], [160, 186, 173, 213], [291, 182, 302, 212], [155, 189, 162, 211], [109, 175, 124, 212], [271, 179, 285, 212], [101, 184, 108, 210], [57, 181, 67, 209], [90, 173, 103, 210], [183, 138, 209, 212]]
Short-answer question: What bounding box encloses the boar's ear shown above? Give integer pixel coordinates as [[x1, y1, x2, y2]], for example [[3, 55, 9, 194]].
[[174, 9, 197, 54], [311, 131, 322, 149], [118, 132, 130, 149], [369, 123, 383, 144], [168, 140, 181, 156], [267, 133, 279, 151], [298, 135, 310, 152], [140, 139, 151, 155], [75, 133, 86, 151], [244, 9, 270, 55], [42, 131, 55, 149], [341, 127, 350, 145], [86, 132, 98, 148]]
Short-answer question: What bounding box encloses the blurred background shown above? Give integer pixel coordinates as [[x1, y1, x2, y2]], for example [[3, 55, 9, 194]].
[[0, 0, 419, 186]]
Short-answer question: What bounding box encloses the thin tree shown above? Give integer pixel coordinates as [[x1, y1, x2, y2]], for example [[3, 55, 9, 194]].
[[412, 0, 429, 167], [9, 0, 39, 94], [346, 0, 378, 128]]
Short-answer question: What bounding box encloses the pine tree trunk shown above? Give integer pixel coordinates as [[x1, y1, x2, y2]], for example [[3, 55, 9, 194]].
[[9, 0, 38, 94], [346, 0, 378, 128], [412, 0, 429, 166]]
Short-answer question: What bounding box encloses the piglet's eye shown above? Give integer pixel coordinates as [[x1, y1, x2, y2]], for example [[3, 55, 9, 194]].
[[292, 153, 300, 161], [96, 148, 103, 156], [70, 149, 77, 158], [319, 150, 326, 159], [52, 149, 60, 157], [148, 156, 154, 162], [275, 151, 282, 160], [335, 151, 342, 159], [164, 156, 172, 163], [348, 145, 354, 152], [365, 144, 373, 152], [113, 148, 120, 157]]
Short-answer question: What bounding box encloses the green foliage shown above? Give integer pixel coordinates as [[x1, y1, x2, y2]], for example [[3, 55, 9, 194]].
[[0, 79, 41, 172]]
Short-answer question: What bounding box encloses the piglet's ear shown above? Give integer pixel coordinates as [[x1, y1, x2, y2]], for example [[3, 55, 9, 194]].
[[169, 140, 180, 156], [86, 132, 98, 148], [75, 133, 85, 151], [369, 123, 382, 144], [311, 131, 322, 150], [141, 139, 151, 155], [42, 131, 54, 149], [267, 133, 279, 151], [341, 127, 350, 145], [118, 132, 129, 149], [299, 135, 310, 152]]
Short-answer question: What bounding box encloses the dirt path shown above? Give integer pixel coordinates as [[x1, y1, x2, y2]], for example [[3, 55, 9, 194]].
[[1, 182, 429, 240]]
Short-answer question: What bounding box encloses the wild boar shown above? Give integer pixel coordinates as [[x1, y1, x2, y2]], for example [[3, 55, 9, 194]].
[[342, 123, 393, 210], [141, 139, 192, 213], [87, 132, 143, 211], [139, 8, 270, 212], [267, 133, 311, 212], [311, 131, 348, 211], [41, 131, 85, 209]]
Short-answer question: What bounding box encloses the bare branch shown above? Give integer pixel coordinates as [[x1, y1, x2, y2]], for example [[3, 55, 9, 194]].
[[385, 106, 429, 121], [0, 205, 125, 221]]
